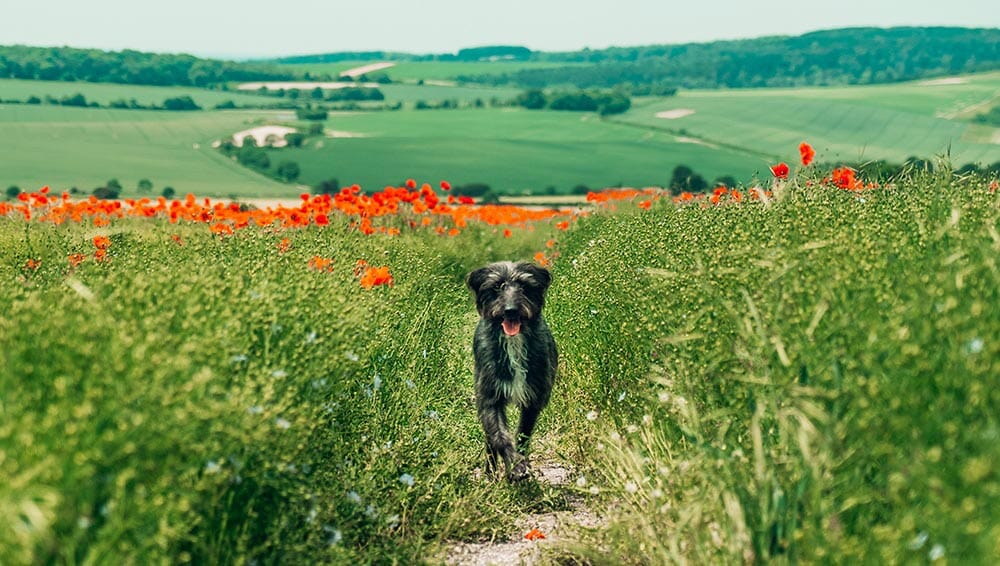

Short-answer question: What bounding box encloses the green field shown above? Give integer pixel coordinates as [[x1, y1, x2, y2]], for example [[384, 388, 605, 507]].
[[0, 104, 297, 196], [3, 72, 1000, 198], [266, 108, 765, 193], [0, 78, 282, 108], [3, 168, 998, 563], [279, 60, 579, 82], [616, 72, 1000, 167]]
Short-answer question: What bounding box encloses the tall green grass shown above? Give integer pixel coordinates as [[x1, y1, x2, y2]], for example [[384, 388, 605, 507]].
[[546, 169, 1000, 563], [2, 167, 998, 563], [0, 218, 573, 563]]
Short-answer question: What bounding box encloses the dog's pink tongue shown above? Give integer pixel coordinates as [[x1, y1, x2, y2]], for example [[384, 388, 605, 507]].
[[502, 319, 521, 336]]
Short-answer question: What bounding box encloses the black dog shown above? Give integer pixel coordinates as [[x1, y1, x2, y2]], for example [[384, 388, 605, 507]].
[[467, 261, 558, 481]]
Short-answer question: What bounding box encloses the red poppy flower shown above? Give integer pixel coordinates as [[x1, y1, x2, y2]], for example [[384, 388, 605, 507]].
[[524, 528, 546, 541], [770, 163, 790, 179], [799, 142, 815, 166]]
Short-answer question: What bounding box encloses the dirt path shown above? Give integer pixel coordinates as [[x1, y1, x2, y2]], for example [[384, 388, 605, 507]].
[[444, 458, 601, 565]]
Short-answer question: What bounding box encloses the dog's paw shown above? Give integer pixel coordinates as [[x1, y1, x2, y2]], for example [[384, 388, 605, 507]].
[[507, 459, 531, 482]]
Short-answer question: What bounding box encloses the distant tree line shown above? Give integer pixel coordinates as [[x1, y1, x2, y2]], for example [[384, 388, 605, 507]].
[[514, 89, 631, 115], [257, 86, 386, 102], [458, 27, 1000, 90], [0, 45, 297, 87], [0, 92, 202, 110]]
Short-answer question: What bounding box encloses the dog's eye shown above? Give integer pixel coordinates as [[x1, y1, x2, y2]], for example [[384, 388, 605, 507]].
[[496, 282, 507, 291]]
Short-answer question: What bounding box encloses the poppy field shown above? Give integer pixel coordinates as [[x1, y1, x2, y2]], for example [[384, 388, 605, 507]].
[[2, 147, 999, 563]]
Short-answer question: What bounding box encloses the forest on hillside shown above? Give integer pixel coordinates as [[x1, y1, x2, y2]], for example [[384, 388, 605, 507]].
[[0, 45, 295, 86], [462, 27, 1000, 89], [3, 27, 999, 91]]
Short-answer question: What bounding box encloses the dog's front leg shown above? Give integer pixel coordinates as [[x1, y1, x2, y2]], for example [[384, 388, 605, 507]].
[[516, 403, 542, 457], [477, 400, 527, 481]]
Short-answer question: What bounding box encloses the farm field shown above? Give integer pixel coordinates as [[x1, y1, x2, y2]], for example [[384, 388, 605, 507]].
[[265, 108, 765, 193], [2, 159, 998, 563], [0, 78, 283, 108], [3, 71, 1000, 199], [0, 104, 297, 197], [617, 71, 1000, 166]]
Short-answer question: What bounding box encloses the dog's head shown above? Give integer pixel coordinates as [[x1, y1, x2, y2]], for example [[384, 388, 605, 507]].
[[467, 261, 551, 337]]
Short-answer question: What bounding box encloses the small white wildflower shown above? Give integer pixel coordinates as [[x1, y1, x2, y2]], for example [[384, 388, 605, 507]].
[[422, 349, 428, 359], [857, 197, 866, 204], [405, 379, 416, 389], [590, 308, 599, 315], [305, 331, 318, 344], [907, 531, 928, 550], [275, 417, 291, 430], [230, 354, 248, 363], [306, 507, 318, 523], [675, 396, 688, 407], [651, 488, 664, 499], [929, 544, 945, 561], [966, 337, 984, 355], [617, 391, 627, 402], [249, 290, 263, 300], [586, 410, 598, 421], [626, 424, 639, 434], [625, 481, 638, 494], [311, 378, 327, 389], [658, 391, 670, 403], [373, 374, 382, 391], [386, 514, 400, 527], [247, 405, 263, 415], [346, 491, 362, 504], [365, 504, 379, 519], [270, 369, 287, 379], [642, 414, 653, 426], [346, 351, 359, 362], [610, 431, 622, 442], [399, 473, 415, 487], [204, 460, 222, 474], [323, 525, 342, 546], [589, 486, 600, 495], [77, 516, 92, 529], [576, 476, 588, 487], [659, 466, 670, 477]]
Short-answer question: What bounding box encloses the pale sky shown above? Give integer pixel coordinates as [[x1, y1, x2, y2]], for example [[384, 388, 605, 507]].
[[2, 0, 998, 59]]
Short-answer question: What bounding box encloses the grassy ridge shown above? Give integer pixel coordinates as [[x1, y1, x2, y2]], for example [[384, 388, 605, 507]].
[[2, 166, 998, 563], [546, 171, 1000, 562]]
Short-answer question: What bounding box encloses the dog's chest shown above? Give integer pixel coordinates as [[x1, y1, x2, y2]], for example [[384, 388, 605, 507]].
[[498, 334, 532, 407]]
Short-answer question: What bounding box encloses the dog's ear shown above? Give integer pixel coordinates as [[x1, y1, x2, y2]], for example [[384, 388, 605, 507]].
[[518, 262, 551, 293], [467, 266, 491, 294]]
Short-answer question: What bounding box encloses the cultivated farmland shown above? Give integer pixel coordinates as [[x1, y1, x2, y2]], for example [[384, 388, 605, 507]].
[[616, 71, 1000, 166], [0, 104, 296, 197]]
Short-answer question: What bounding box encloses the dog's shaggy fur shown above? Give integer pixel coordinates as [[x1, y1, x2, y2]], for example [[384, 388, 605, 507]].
[[467, 261, 558, 481]]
